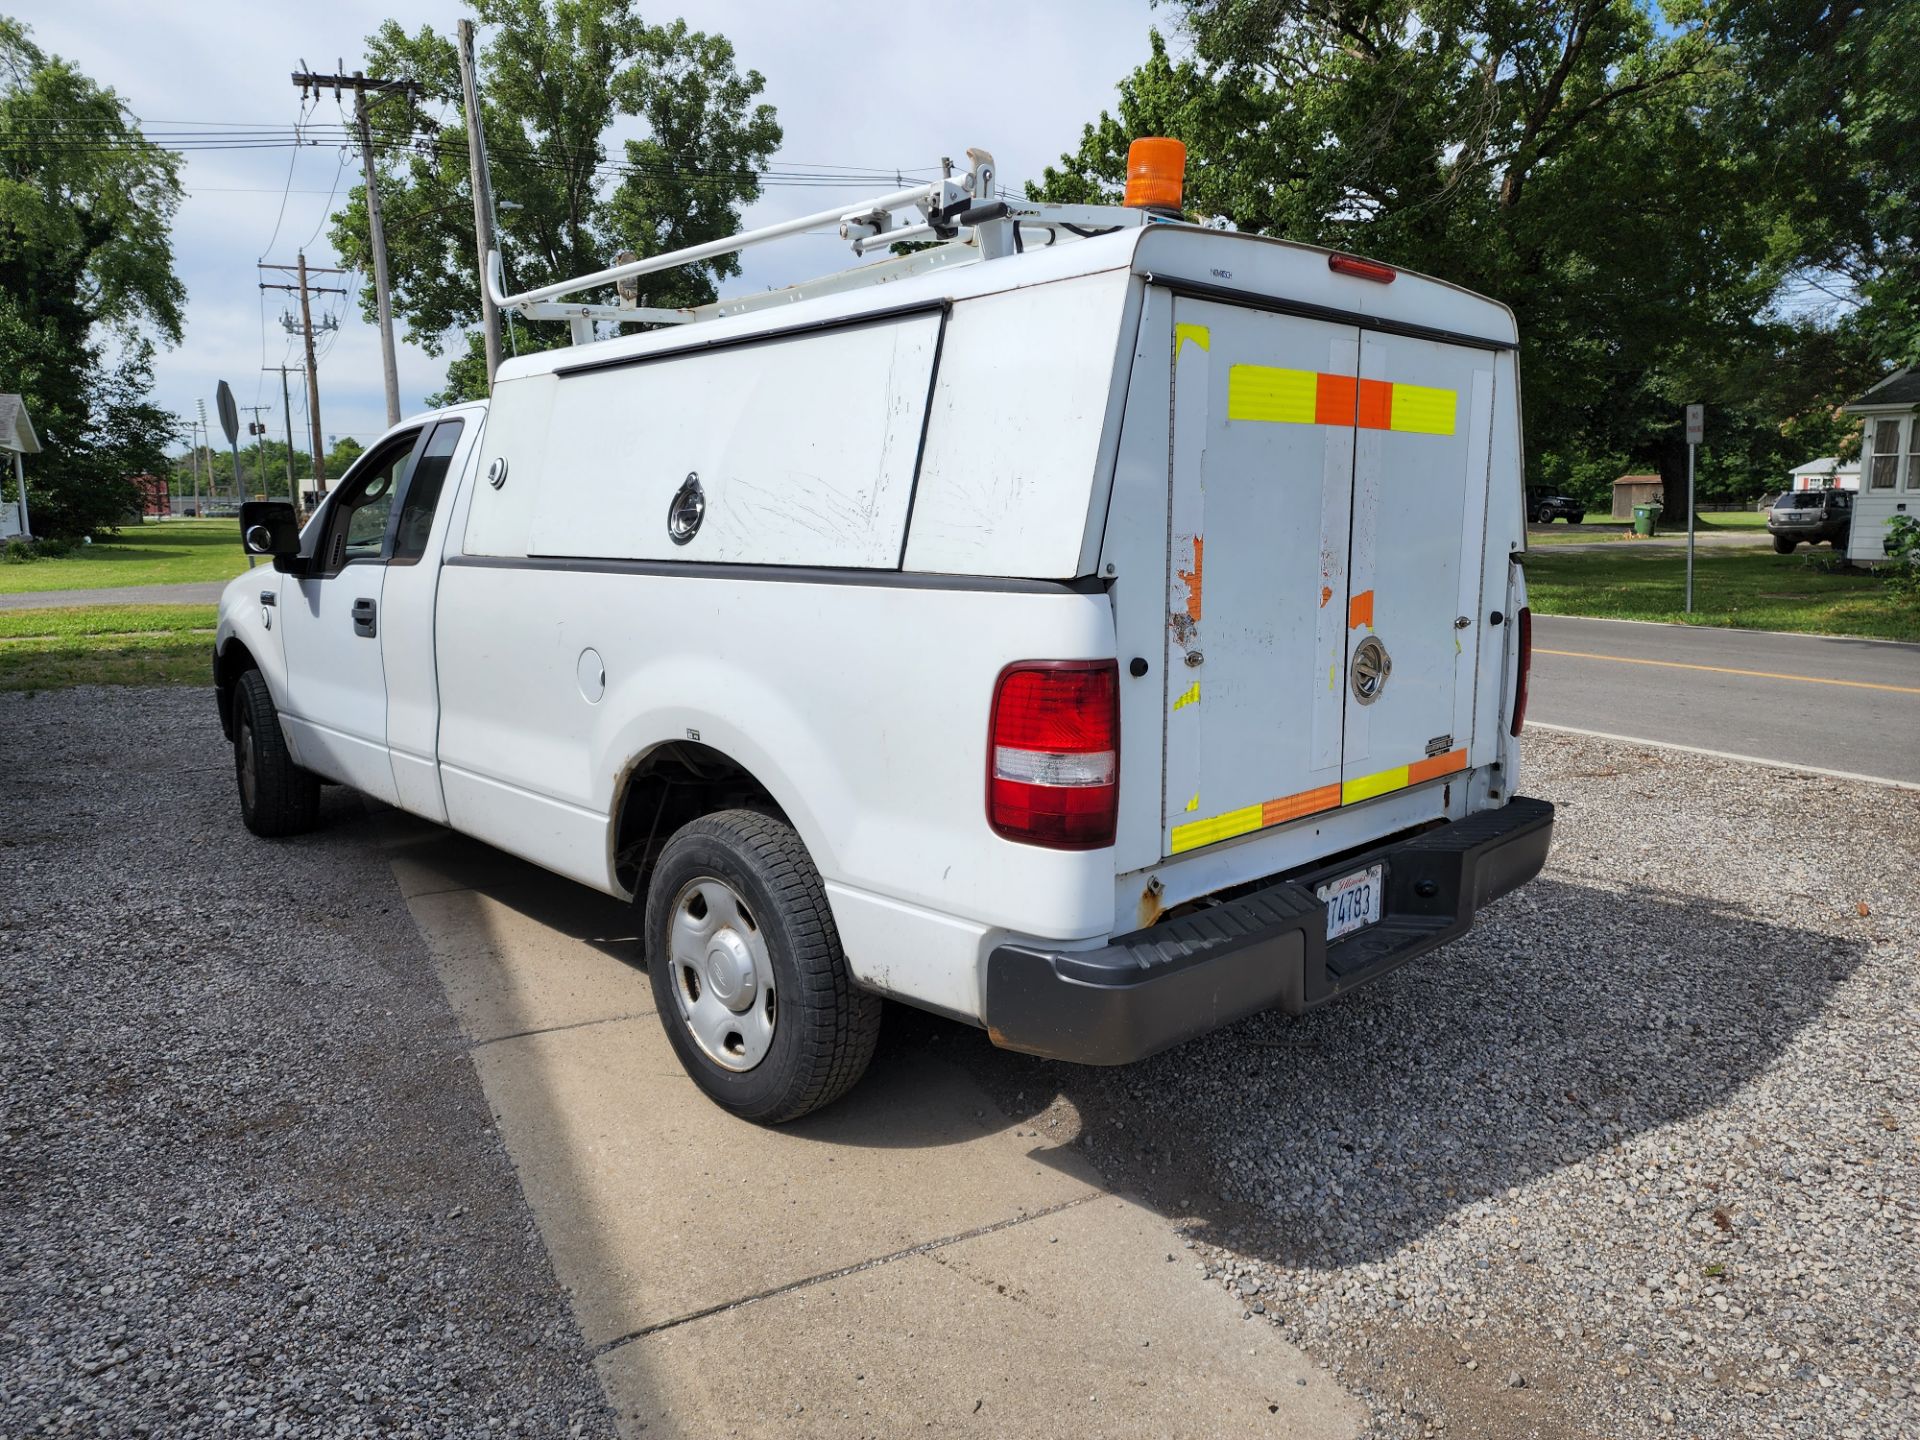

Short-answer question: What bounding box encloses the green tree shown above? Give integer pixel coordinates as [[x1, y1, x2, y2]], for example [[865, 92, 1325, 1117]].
[[1035, 3, 1905, 512], [0, 18, 183, 537], [330, 0, 780, 401]]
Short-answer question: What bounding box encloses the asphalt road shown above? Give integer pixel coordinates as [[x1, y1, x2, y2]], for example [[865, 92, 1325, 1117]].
[[0, 580, 229, 610], [1530, 614, 1920, 786]]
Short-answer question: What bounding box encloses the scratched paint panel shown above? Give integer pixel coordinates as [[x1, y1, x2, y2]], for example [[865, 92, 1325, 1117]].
[[1312, 334, 1360, 775], [1162, 304, 1211, 839], [1226, 364, 1318, 424]]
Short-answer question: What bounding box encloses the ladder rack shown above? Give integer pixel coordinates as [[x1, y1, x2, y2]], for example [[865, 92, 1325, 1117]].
[[484, 146, 1161, 342]]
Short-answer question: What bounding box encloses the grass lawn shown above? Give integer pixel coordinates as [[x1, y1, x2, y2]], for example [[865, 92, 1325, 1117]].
[[0, 518, 252, 594], [1524, 545, 1919, 642], [0, 605, 215, 690], [1694, 509, 1770, 529]]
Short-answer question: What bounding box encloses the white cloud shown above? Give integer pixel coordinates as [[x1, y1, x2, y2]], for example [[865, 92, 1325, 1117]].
[[27, 0, 1161, 448]]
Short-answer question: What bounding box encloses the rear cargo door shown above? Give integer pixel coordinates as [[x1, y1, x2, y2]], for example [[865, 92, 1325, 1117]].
[[1160, 298, 1495, 858], [1163, 298, 1358, 854], [1339, 333, 1494, 804]]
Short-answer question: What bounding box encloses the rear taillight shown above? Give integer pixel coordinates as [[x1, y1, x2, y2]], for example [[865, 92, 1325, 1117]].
[[988, 661, 1119, 850], [1510, 606, 1532, 736], [1329, 253, 1397, 284]]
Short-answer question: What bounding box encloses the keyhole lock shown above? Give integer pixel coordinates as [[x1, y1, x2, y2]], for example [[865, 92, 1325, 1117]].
[[1184, 651, 1204, 669]]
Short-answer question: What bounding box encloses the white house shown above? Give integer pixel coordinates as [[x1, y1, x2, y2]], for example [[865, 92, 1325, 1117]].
[[1844, 368, 1920, 563], [0, 393, 40, 539], [1788, 455, 1860, 491]]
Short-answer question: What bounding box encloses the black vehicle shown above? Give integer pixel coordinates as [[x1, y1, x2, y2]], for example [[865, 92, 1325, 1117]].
[[1525, 488, 1585, 524], [1767, 488, 1852, 552]]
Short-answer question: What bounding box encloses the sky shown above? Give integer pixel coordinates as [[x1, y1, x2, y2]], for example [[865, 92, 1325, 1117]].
[[26, 0, 1167, 460]]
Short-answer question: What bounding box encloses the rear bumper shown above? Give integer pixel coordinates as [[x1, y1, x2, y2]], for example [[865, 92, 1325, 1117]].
[[983, 796, 1553, 1065]]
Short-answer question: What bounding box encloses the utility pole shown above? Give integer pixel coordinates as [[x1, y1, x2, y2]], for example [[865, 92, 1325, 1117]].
[[457, 20, 502, 389], [290, 66, 422, 427], [260, 257, 345, 495], [193, 400, 209, 516], [264, 366, 303, 516]]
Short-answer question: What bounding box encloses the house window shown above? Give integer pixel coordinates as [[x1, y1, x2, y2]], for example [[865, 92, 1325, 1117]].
[[1907, 417, 1920, 490], [1869, 419, 1900, 489]]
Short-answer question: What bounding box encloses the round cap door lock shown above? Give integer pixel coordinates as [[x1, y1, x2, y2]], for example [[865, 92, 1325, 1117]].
[[1350, 636, 1392, 706], [486, 457, 509, 490], [667, 472, 705, 546]]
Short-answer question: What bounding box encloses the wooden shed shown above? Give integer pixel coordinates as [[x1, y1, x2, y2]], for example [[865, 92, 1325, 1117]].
[[1611, 473, 1664, 520]]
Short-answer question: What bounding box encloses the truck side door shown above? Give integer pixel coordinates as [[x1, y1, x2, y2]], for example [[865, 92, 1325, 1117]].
[[279, 428, 425, 804], [377, 413, 479, 822]]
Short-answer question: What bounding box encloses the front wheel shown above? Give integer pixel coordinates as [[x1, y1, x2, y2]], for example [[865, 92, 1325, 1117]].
[[645, 809, 881, 1124], [1536, 506, 1555, 524], [1772, 536, 1795, 554], [232, 669, 320, 837], [1569, 513, 1585, 525]]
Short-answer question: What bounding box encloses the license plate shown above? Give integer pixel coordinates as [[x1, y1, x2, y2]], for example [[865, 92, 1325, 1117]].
[[1317, 864, 1384, 942]]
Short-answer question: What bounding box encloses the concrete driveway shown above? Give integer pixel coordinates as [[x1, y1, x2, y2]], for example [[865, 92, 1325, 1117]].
[[377, 819, 1361, 1439]]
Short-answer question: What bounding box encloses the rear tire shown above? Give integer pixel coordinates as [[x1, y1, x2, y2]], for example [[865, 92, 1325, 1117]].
[[1569, 513, 1584, 525], [232, 669, 320, 837], [645, 809, 881, 1124], [1772, 536, 1795, 554]]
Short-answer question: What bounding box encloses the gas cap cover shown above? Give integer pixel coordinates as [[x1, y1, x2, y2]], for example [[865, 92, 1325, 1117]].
[[667, 472, 705, 546]]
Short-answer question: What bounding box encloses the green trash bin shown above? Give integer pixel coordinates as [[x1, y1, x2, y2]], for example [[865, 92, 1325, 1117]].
[[1632, 503, 1661, 537]]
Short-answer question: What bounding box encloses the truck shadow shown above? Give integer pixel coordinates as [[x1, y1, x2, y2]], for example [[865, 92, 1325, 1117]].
[[931, 874, 1866, 1266]]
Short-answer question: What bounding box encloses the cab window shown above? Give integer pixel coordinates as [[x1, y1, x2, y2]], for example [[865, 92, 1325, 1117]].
[[315, 431, 419, 574], [391, 419, 465, 563]]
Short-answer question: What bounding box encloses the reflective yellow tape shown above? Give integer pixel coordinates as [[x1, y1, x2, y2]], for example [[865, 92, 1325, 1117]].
[[1170, 802, 1266, 854], [1341, 764, 1411, 805], [1172, 681, 1200, 710], [1175, 322, 1210, 356], [1388, 383, 1457, 435], [1227, 365, 1318, 424], [1185, 793, 1200, 812]]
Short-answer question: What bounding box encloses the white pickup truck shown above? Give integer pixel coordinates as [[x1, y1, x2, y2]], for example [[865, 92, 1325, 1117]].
[[217, 148, 1552, 1122]]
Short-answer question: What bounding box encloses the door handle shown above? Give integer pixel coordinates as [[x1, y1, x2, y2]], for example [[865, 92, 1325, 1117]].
[[259, 590, 276, 607], [351, 597, 377, 638]]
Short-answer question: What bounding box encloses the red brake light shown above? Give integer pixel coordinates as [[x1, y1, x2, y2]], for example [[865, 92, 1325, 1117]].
[[1328, 253, 1396, 284], [1509, 607, 1532, 736], [988, 661, 1119, 850]]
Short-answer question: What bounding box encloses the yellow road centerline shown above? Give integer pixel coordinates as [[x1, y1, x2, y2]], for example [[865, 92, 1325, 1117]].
[[1534, 648, 1920, 695]]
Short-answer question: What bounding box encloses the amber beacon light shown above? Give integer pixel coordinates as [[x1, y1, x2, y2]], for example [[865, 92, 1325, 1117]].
[[1124, 137, 1186, 213]]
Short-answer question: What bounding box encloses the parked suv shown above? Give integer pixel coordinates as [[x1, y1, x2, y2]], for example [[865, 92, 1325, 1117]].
[[1768, 489, 1852, 552], [1526, 488, 1585, 524]]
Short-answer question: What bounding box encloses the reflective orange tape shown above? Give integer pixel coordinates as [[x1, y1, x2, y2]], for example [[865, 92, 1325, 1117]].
[[1357, 378, 1394, 430], [1407, 748, 1468, 784], [1314, 372, 1355, 426], [1348, 589, 1374, 630], [1227, 364, 1456, 436], [1262, 785, 1341, 827]]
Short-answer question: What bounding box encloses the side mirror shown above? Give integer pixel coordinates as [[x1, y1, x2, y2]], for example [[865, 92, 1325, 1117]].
[[239, 501, 302, 570]]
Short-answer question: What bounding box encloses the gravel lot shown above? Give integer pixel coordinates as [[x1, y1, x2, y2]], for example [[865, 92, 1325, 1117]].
[[0, 687, 615, 1438], [963, 730, 1919, 1439], [5, 689, 1914, 1440]]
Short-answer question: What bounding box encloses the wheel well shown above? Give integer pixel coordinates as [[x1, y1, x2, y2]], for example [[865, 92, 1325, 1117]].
[[213, 639, 257, 741], [611, 741, 785, 895]]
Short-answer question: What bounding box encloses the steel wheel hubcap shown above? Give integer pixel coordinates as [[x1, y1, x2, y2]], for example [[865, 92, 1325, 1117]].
[[668, 877, 775, 1072]]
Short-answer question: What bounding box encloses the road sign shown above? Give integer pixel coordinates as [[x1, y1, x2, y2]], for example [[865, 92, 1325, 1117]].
[[1685, 403, 1704, 446], [215, 381, 239, 446]]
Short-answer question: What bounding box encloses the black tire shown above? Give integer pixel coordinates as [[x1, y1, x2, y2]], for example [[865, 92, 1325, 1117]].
[[1772, 536, 1795, 554], [1569, 513, 1585, 525], [231, 669, 320, 837], [645, 809, 881, 1124], [1536, 506, 1555, 524]]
